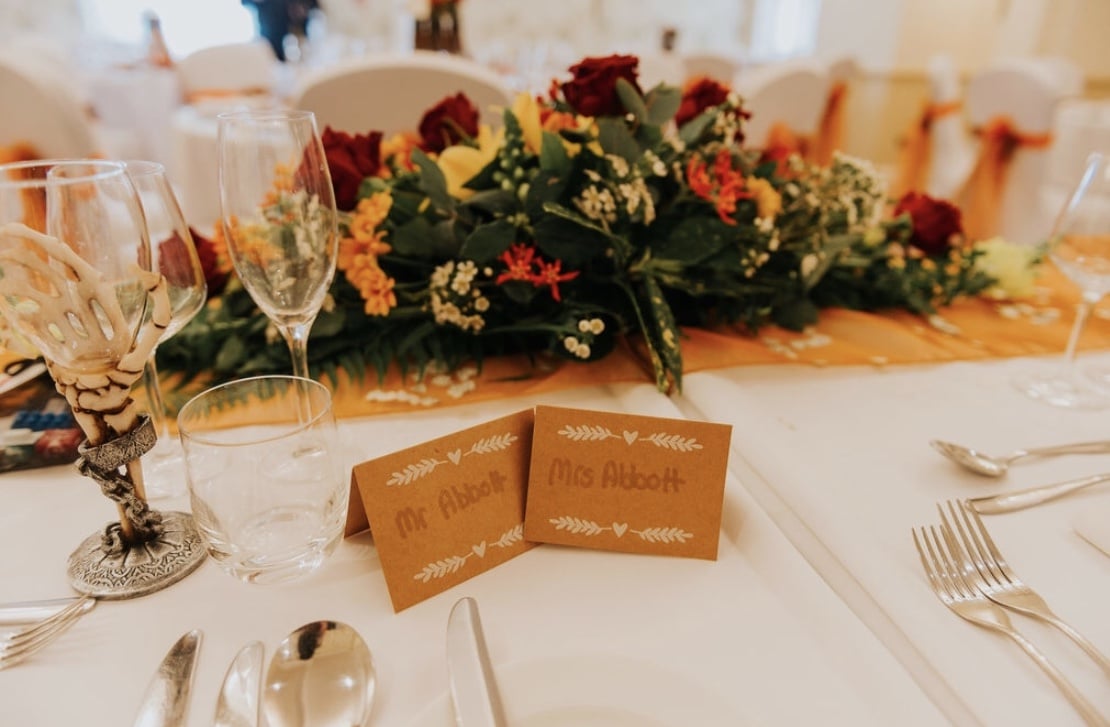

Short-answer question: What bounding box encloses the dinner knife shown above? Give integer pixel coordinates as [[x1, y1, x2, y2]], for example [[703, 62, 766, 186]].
[[446, 597, 508, 727], [214, 641, 264, 727], [966, 472, 1110, 514], [132, 629, 203, 727]]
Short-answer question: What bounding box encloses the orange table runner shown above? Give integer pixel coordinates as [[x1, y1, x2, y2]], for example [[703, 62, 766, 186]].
[[328, 264, 1110, 418]]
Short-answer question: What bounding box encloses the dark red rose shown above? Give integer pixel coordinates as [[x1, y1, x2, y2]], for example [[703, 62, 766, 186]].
[[675, 76, 731, 127], [894, 191, 964, 255], [186, 226, 230, 296], [559, 54, 642, 117], [418, 93, 480, 153], [320, 126, 383, 211]]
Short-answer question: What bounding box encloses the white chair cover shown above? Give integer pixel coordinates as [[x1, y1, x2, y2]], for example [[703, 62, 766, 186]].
[[0, 52, 96, 157], [963, 58, 1069, 244], [681, 52, 740, 85], [736, 59, 830, 152], [289, 51, 513, 134], [176, 41, 278, 99], [924, 54, 975, 200]]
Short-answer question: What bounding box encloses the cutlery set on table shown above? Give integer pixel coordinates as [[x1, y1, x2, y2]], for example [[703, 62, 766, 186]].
[[920, 437, 1110, 725], [123, 596, 500, 727]]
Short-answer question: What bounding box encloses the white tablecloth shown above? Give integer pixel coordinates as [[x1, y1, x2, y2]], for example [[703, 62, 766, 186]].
[[681, 353, 1110, 726], [0, 381, 944, 726]]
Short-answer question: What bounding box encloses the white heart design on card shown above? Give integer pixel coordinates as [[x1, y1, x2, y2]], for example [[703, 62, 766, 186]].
[[472, 541, 487, 558], [612, 522, 629, 538], [622, 431, 638, 445], [447, 449, 462, 465]]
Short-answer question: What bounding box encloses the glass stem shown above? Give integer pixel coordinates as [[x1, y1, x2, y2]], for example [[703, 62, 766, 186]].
[[1063, 296, 1097, 379], [282, 321, 313, 380], [142, 350, 171, 452]]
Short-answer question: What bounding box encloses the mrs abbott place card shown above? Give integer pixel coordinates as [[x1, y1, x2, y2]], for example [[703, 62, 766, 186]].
[[348, 409, 536, 611], [525, 405, 731, 560]]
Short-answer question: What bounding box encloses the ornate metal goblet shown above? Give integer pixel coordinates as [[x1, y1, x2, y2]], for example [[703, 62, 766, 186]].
[[0, 160, 206, 598]]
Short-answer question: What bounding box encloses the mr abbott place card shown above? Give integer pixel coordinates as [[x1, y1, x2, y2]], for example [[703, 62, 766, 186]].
[[347, 409, 536, 611], [524, 405, 731, 560]]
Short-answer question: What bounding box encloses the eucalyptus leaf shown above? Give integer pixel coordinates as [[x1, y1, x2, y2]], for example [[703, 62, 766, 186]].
[[597, 117, 641, 163], [459, 219, 516, 263], [539, 131, 571, 174], [615, 78, 649, 122], [411, 149, 453, 211], [645, 86, 681, 126], [533, 210, 609, 267], [651, 216, 733, 264]]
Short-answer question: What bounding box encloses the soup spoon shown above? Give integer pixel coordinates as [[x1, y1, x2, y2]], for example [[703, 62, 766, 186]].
[[930, 439, 1110, 477], [263, 621, 376, 727]]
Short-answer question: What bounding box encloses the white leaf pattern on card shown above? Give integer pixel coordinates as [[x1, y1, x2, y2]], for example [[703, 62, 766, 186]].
[[465, 433, 519, 455], [632, 527, 694, 543], [643, 433, 703, 452], [492, 523, 524, 549], [411, 525, 528, 582], [558, 424, 619, 442], [548, 516, 606, 535], [386, 457, 446, 486], [413, 554, 469, 583], [548, 516, 694, 545]]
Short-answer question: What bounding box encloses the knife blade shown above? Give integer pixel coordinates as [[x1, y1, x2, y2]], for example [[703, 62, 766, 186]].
[[446, 597, 508, 727], [133, 629, 203, 727], [214, 641, 264, 727]]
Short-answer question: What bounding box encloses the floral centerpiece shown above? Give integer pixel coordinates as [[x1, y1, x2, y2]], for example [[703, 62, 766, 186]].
[[161, 55, 1033, 394]]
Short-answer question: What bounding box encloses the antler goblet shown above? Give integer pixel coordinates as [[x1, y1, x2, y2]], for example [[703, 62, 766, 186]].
[[0, 160, 206, 599]]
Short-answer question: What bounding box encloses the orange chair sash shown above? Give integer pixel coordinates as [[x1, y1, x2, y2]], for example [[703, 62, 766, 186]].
[[891, 100, 963, 198], [761, 121, 812, 174], [184, 86, 270, 104], [814, 80, 848, 166], [957, 116, 1053, 241]]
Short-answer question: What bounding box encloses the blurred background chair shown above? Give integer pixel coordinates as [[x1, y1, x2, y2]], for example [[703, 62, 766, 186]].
[[0, 52, 97, 158], [892, 54, 974, 200], [681, 52, 740, 85], [290, 51, 513, 134], [737, 59, 830, 163], [958, 57, 1073, 244], [176, 40, 279, 103], [813, 54, 859, 164]]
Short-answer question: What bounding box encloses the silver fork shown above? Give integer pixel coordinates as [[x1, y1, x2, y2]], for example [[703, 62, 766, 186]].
[[0, 594, 96, 670], [939, 500, 1110, 679], [912, 524, 1109, 726]]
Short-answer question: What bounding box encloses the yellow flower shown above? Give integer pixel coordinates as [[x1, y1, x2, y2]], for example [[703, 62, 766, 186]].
[[746, 177, 782, 220], [973, 236, 1040, 300], [512, 92, 542, 154], [346, 255, 397, 316], [437, 125, 502, 199]]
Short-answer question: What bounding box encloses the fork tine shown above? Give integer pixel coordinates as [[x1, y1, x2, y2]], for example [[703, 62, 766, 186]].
[[0, 600, 90, 670], [939, 501, 998, 588], [960, 504, 1017, 583], [1, 595, 93, 647], [924, 524, 967, 600]]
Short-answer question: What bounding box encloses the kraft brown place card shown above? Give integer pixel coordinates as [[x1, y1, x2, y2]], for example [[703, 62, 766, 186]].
[[524, 405, 731, 560], [348, 409, 536, 611]]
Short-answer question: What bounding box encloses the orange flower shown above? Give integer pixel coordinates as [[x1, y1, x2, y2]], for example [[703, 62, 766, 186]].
[[531, 258, 579, 302], [261, 162, 296, 207], [686, 149, 750, 225], [346, 256, 397, 316], [382, 132, 420, 172]]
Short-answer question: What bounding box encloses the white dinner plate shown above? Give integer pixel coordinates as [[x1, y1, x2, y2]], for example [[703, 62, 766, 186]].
[[406, 652, 745, 726]]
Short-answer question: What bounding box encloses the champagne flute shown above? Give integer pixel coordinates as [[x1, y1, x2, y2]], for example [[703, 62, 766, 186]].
[[126, 160, 207, 499], [216, 109, 337, 381], [0, 159, 206, 597], [1013, 152, 1110, 409]]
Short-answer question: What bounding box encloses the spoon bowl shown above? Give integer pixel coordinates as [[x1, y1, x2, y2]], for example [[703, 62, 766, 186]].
[[263, 621, 375, 727], [931, 438, 1110, 477]]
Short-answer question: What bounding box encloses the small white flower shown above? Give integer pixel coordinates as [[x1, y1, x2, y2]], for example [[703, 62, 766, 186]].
[[564, 335, 578, 352], [574, 343, 591, 359], [589, 318, 604, 334], [577, 319, 590, 333]]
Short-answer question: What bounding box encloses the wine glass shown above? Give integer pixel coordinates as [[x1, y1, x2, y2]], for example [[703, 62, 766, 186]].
[[0, 159, 206, 597], [216, 109, 338, 381], [1013, 152, 1110, 409], [126, 160, 207, 499]]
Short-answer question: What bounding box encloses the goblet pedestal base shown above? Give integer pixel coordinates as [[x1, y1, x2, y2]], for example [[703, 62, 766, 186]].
[[66, 512, 207, 599]]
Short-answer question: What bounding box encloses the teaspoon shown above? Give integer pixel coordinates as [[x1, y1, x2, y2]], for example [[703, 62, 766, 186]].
[[930, 439, 1110, 477], [263, 621, 376, 727]]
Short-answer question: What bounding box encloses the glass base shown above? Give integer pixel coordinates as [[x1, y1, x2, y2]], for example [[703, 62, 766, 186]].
[[66, 511, 207, 599], [1012, 368, 1110, 410]]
